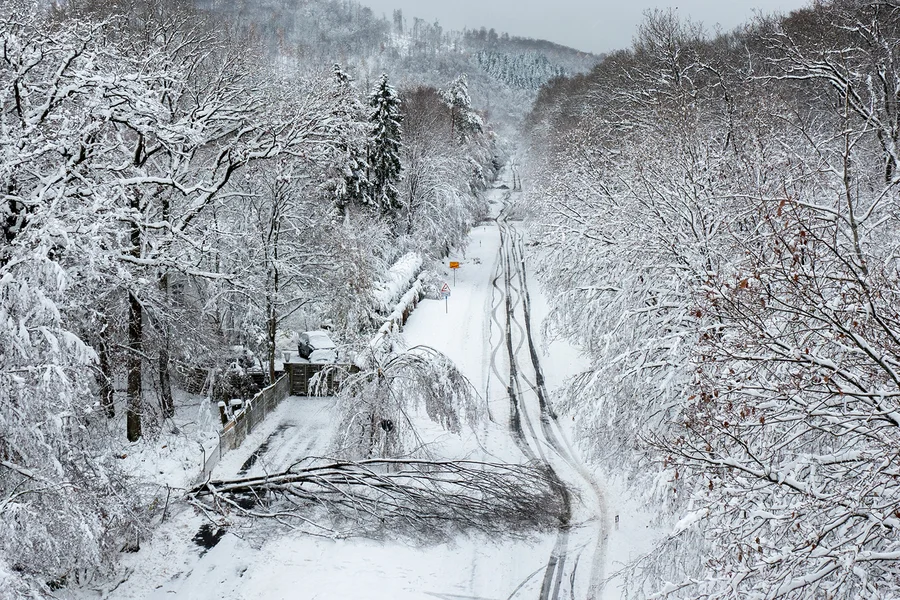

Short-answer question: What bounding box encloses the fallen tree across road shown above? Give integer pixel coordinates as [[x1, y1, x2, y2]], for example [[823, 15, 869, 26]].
[[188, 458, 565, 539]]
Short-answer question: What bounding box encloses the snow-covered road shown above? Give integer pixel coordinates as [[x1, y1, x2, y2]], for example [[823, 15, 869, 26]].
[[400, 164, 608, 599], [75, 166, 657, 600], [491, 189, 608, 600]]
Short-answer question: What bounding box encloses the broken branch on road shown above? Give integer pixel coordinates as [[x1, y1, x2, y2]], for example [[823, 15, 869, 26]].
[[188, 458, 566, 539]]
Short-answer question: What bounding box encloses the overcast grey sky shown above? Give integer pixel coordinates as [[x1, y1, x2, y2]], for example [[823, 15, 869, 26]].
[[359, 1, 811, 54]]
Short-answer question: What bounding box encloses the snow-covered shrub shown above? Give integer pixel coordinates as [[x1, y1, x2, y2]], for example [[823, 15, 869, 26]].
[[371, 252, 424, 315]]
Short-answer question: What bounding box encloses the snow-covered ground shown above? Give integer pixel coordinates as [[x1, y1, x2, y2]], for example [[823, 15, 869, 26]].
[[79, 394, 560, 599], [68, 171, 661, 600], [116, 390, 221, 491]]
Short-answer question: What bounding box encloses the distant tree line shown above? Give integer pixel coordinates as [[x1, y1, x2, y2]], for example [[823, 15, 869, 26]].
[[474, 50, 567, 91]]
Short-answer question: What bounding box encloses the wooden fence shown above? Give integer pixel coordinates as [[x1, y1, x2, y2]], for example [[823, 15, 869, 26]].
[[196, 374, 291, 483]]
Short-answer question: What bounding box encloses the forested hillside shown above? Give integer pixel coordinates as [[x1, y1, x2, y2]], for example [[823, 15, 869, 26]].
[[474, 50, 565, 91], [193, 0, 598, 126], [526, 2, 900, 596]]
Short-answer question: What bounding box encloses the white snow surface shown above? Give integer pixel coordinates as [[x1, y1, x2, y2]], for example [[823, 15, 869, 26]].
[[68, 179, 660, 600], [118, 389, 220, 491]]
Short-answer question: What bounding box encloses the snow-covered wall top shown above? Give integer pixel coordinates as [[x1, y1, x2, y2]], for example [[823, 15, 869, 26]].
[[372, 252, 424, 315]]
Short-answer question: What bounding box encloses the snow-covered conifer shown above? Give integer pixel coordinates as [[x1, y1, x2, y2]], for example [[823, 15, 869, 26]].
[[441, 74, 484, 142], [330, 64, 369, 217], [366, 73, 404, 217]]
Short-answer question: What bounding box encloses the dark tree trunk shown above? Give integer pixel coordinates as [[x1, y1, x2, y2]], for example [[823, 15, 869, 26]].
[[266, 240, 280, 386], [127, 289, 143, 441], [266, 264, 279, 385], [267, 306, 277, 385], [159, 344, 174, 418], [887, 151, 895, 184], [158, 273, 174, 418], [127, 189, 144, 441]]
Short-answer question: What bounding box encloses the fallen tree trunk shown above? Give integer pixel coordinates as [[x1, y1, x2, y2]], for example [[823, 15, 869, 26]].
[[188, 458, 566, 538]]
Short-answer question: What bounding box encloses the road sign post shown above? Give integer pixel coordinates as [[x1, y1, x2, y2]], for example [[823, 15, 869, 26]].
[[449, 261, 460, 285], [440, 282, 451, 313]]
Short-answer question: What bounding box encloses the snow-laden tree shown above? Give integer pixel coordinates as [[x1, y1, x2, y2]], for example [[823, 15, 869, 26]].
[[441, 74, 484, 143], [0, 6, 140, 592], [217, 160, 331, 382], [399, 85, 491, 254], [215, 148, 379, 382], [332, 346, 481, 459], [0, 230, 137, 598], [525, 9, 725, 484], [329, 64, 370, 219], [197, 66, 395, 370], [103, 17, 291, 440], [366, 73, 404, 218], [527, 3, 900, 597], [647, 5, 900, 596]]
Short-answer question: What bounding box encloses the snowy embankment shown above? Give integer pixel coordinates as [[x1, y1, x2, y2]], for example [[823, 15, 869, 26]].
[[525, 252, 663, 598], [117, 390, 220, 491]]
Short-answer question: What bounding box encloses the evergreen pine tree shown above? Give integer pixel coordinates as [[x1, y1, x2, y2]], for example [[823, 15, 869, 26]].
[[366, 73, 404, 217], [331, 64, 369, 217]]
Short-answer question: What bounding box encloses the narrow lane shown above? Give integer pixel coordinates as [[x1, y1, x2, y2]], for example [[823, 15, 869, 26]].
[[490, 163, 608, 600]]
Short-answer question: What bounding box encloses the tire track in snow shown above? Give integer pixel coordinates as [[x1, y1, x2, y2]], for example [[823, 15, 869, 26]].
[[494, 162, 607, 600], [492, 194, 571, 600], [512, 226, 609, 599]]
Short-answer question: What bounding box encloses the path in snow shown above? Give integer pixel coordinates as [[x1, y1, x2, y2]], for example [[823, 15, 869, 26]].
[[213, 397, 337, 480], [489, 165, 607, 600], [401, 162, 607, 599], [77, 164, 655, 600]]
